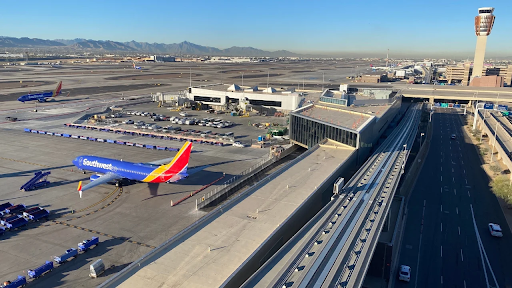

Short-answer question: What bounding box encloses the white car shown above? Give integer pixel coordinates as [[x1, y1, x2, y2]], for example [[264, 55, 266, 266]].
[[489, 223, 503, 237], [124, 119, 134, 124], [179, 112, 188, 117], [233, 142, 244, 148], [398, 265, 411, 282]]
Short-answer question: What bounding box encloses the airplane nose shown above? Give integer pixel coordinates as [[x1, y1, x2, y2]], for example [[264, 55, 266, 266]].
[[72, 157, 79, 166]]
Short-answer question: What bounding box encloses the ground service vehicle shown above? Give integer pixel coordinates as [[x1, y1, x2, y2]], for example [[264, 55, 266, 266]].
[[27, 261, 53, 279], [53, 248, 78, 264], [78, 237, 99, 252]]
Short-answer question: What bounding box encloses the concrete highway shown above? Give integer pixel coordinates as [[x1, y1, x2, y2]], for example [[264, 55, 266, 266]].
[[396, 109, 512, 288]]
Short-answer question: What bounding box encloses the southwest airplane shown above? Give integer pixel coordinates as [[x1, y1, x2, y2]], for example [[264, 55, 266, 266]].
[[17, 81, 62, 103], [133, 63, 142, 70], [73, 142, 192, 198]]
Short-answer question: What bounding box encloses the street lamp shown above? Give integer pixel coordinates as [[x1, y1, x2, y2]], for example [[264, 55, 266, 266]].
[[491, 120, 498, 162]]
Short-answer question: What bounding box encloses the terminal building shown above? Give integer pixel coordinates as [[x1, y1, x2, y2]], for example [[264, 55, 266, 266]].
[[290, 87, 402, 164], [185, 84, 302, 112], [445, 64, 512, 86]]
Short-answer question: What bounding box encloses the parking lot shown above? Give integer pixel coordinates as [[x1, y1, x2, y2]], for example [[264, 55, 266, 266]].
[[83, 102, 289, 146]]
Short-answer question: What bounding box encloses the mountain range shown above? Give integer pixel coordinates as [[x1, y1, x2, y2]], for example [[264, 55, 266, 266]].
[[0, 36, 300, 57]]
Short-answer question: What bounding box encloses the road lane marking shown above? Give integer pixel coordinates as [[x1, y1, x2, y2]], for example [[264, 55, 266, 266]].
[[441, 166, 443, 172], [464, 169, 466, 174], [461, 249, 464, 261], [462, 160, 464, 164], [441, 176, 443, 181], [452, 168, 454, 172], [441, 245, 443, 257], [415, 200, 427, 288], [464, 280, 467, 288], [441, 204, 443, 212], [459, 226, 461, 235], [465, 179, 468, 184], [470, 204, 500, 288], [456, 207, 458, 214], [468, 191, 471, 197], [441, 276, 443, 284], [454, 189, 457, 195], [441, 223, 443, 232], [453, 177, 455, 182]]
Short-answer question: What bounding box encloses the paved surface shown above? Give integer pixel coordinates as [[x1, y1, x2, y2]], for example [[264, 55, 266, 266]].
[[396, 109, 512, 288], [110, 141, 355, 288], [0, 111, 268, 287]]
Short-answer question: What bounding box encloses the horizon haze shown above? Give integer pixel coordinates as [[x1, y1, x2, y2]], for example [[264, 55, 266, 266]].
[[1, 0, 511, 58]]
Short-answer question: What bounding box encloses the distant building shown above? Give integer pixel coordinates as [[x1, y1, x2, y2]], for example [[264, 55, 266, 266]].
[[186, 84, 302, 111], [0, 53, 23, 58], [356, 72, 389, 83], [446, 65, 512, 86], [469, 75, 504, 87], [155, 55, 175, 62]]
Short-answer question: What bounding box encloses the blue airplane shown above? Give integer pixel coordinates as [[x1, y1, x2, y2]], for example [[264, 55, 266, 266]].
[[133, 63, 142, 70], [17, 81, 62, 103], [73, 142, 193, 198]]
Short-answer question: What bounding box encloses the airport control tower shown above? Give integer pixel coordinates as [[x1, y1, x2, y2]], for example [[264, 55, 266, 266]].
[[471, 7, 495, 82]]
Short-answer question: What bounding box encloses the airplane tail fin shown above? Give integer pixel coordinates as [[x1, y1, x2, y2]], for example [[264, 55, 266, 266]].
[[163, 142, 192, 174], [144, 142, 192, 183], [53, 81, 62, 97], [77, 181, 83, 198]]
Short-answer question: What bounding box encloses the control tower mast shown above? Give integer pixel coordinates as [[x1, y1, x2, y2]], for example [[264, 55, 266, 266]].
[[471, 7, 495, 82]]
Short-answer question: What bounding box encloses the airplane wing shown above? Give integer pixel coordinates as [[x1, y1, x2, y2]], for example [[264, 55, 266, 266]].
[[78, 172, 121, 198]]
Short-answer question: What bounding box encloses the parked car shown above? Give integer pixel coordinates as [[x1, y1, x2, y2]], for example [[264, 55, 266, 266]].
[[233, 142, 244, 148], [179, 112, 188, 117], [124, 119, 134, 124]]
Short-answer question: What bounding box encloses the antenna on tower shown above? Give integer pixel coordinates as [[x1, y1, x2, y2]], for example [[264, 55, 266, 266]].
[[386, 49, 389, 69]]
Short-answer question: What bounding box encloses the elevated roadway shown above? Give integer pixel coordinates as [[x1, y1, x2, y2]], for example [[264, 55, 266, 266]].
[[398, 85, 512, 103], [240, 104, 422, 288]]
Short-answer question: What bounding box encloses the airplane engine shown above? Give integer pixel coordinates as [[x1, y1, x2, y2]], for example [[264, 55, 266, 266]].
[[90, 174, 102, 182]]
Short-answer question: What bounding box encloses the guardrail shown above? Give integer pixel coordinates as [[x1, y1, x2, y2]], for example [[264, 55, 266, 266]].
[[196, 145, 300, 209], [196, 156, 276, 209]]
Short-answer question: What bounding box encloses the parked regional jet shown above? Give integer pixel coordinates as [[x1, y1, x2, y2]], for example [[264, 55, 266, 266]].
[[73, 142, 192, 198], [17, 81, 63, 103]]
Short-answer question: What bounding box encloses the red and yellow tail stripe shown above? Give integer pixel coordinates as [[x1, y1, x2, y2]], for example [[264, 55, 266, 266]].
[[143, 142, 192, 183], [53, 81, 62, 97]]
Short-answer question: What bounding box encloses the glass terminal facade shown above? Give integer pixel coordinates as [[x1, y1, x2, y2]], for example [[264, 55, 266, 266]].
[[290, 114, 358, 148]]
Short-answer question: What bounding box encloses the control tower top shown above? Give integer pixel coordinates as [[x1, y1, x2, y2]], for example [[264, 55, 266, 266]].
[[475, 7, 495, 36]]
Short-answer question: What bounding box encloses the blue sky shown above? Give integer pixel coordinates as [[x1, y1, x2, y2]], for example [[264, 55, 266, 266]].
[[2, 0, 511, 57]]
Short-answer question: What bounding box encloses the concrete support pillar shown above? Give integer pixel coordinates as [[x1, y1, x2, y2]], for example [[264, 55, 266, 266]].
[[429, 97, 434, 104]]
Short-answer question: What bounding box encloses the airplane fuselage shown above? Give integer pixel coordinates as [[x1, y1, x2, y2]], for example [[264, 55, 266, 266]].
[[73, 156, 183, 183], [17, 92, 53, 103]]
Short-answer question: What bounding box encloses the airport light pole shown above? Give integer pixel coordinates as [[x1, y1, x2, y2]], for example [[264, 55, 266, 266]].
[[322, 72, 325, 91], [491, 119, 499, 162]]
